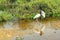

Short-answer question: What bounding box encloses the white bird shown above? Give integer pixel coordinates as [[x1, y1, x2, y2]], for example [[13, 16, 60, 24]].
[[40, 10, 45, 18], [33, 8, 46, 35], [33, 10, 46, 21], [33, 13, 41, 19]]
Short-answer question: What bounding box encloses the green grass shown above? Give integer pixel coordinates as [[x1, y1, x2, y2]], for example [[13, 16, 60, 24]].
[[0, 11, 14, 21], [0, 0, 60, 21], [16, 37, 23, 40]]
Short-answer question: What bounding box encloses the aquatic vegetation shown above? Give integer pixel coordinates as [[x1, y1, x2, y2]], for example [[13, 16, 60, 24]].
[[16, 37, 23, 40]]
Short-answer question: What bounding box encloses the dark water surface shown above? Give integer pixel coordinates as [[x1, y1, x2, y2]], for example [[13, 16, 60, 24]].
[[0, 18, 60, 40]]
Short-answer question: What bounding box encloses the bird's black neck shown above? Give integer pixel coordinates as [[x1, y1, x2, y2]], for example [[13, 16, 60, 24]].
[[39, 6, 43, 10], [39, 6, 43, 14], [40, 10, 42, 14]]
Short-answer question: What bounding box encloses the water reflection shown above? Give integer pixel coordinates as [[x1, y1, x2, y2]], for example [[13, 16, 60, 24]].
[[0, 19, 60, 34], [0, 19, 60, 40]]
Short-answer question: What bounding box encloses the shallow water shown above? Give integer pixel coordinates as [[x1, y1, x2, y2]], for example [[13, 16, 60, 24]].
[[0, 19, 60, 40]]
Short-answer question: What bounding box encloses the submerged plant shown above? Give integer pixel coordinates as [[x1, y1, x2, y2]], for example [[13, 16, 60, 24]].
[[16, 37, 23, 40]]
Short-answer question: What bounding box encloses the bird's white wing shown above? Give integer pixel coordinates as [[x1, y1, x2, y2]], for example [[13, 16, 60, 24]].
[[33, 14, 41, 19], [41, 11, 45, 18]]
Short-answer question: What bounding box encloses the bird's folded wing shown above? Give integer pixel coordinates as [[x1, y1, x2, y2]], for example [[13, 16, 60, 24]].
[[33, 14, 41, 19]]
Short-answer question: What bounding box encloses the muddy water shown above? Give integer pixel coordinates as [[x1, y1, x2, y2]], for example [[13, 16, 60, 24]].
[[0, 19, 60, 40]]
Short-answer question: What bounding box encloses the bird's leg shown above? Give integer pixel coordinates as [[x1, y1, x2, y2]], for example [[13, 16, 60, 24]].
[[36, 18, 39, 23]]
